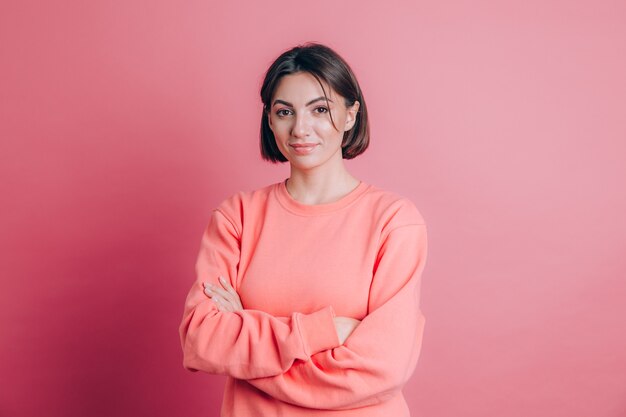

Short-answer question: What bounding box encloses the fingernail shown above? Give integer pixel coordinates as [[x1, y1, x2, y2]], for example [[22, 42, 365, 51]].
[[219, 276, 226, 284]]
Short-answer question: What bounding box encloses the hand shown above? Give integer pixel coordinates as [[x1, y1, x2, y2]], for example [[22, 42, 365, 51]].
[[203, 276, 243, 312], [333, 316, 361, 344]]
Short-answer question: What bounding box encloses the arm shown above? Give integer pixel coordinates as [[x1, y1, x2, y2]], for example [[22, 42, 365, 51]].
[[205, 276, 361, 345], [179, 208, 341, 379], [245, 223, 428, 411]]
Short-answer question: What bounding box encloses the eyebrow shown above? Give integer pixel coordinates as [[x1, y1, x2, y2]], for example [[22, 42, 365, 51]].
[[272, 96, 333, 107]]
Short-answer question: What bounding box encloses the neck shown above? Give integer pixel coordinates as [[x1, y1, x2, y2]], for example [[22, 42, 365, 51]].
[[286, 161, 360, 205]]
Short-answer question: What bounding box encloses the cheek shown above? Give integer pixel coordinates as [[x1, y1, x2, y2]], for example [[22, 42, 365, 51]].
[[269, 116, 288, 133], [315, 117, 344, 138], [270, 122, 291, 150]]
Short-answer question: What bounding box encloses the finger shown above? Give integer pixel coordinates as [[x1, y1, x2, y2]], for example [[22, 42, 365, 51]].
[[212, 295, 231, 312], [205, 281, 242, 311], [218, 276, 238, 295], [232, 296, 243, 310], [203, 285, 224, 299], [211, 297, 226, 311], [208, 294, 222, 310], [214, 300, 225, 311], [204, 283, 233, 302], [204, 288, 233, 311], [217, 296, 236, 312], [203, 286, 214, 298], [218, 276, 243, 307]]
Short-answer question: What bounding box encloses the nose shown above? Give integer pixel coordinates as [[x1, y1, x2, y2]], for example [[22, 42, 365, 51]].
[[291, 112, 311, 138]]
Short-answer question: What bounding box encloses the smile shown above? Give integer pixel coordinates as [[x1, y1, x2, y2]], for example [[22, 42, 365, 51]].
[[290, 143, 318, 155]]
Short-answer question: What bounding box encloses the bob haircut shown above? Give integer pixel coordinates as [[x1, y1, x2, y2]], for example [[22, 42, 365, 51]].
[[260, 42, 370, 162]]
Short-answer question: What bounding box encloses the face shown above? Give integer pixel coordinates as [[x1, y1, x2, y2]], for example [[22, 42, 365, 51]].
[[267, 72, 360, 172]]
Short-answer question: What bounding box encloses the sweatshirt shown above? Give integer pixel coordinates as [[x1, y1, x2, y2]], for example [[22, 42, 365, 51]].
[[179, 179, 428, 416]]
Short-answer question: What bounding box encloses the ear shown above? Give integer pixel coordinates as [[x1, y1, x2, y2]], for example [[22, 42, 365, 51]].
[[266, 108, 273, 129], [265, 111, 274, 133], [344, 100, 360, 131]]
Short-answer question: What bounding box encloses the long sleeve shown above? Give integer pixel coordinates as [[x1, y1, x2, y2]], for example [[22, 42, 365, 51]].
[[245, 222, 428, 411], [179, 208, 341, 379]]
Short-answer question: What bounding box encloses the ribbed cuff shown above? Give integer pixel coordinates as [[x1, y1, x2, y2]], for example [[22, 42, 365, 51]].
[[297, 305, 341, 357]]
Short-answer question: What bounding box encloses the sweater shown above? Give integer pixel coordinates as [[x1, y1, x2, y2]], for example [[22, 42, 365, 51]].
[[179, 179, 428, 416]]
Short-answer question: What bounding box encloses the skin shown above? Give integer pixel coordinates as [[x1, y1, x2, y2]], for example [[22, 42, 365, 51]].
[[203, 71, 362, 344]]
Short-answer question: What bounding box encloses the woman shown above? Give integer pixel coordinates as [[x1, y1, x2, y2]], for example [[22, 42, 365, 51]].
[[179, 42, 428, 416]]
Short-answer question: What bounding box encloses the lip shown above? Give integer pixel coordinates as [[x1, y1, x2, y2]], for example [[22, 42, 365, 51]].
[[289, 143, 318, 155]]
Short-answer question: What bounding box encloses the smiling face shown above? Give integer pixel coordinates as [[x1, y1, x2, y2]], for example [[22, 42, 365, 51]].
[[267, 72, 360, 172]]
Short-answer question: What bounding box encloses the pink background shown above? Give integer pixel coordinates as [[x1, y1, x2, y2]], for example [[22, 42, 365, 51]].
[[1, 1, 625, 416]]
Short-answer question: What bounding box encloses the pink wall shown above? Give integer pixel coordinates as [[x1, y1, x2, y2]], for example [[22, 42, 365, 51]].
[[1, 1, 625, 416]]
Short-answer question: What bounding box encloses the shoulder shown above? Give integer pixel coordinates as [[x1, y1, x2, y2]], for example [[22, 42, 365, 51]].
[[212, 182, 278, 229], [361, 183, 427, 231]]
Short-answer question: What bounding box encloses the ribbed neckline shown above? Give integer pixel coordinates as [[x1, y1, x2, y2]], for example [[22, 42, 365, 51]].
[[274, 178, 371, 216]]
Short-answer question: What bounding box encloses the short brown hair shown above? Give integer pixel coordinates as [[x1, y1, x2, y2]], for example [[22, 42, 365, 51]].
[[259, 42, 370, 163]]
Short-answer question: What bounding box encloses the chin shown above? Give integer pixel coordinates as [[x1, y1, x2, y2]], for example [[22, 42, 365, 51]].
[[287, 160, 321, 171]]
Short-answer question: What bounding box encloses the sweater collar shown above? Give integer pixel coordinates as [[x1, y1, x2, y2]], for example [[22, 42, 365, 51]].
[[274, 178, 370, 216]]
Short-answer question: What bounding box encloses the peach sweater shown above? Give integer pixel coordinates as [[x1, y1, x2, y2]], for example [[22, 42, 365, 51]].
[[179, 179, 428, 416]]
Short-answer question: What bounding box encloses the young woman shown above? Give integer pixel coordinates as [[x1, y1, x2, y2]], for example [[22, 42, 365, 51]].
[[179, 42, 428, 416]]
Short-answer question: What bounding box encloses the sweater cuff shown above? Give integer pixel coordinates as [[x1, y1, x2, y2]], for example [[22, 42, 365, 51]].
[[297, 305, 341, 357]]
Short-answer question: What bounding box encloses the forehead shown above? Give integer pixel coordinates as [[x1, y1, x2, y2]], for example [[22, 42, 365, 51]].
[[272, 72, 336, 102]]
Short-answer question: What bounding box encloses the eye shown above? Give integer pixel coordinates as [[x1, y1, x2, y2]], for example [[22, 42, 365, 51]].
[[276, 109, 292, 117], [314, 106, 329, 114]]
